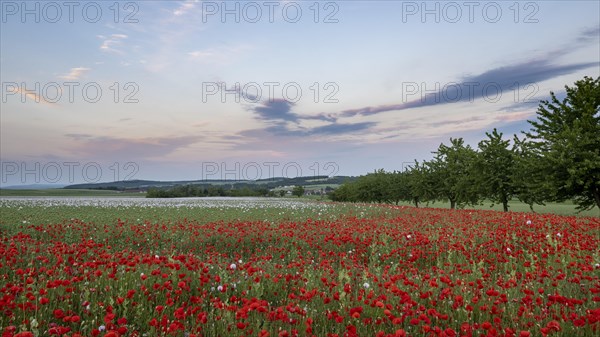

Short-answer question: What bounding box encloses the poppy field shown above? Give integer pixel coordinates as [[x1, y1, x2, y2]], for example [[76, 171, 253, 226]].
[[1, 198, 599, 337]]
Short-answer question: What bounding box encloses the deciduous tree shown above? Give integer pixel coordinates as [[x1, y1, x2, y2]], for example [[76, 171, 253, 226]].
[[525, 76, 600, 211]]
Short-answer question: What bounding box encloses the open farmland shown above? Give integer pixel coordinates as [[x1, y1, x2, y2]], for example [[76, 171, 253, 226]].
[[1, 198, 599, 337]]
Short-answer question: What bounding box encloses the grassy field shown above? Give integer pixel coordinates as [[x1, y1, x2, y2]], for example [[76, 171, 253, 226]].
[[1, 185, 598, 218], [391, 199, 600, 217], [1, 187, 598, 217], [0, 198, 392, 226], [301, 197, 599, 217]]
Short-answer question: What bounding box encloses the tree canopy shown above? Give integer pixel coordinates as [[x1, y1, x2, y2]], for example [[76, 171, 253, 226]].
[[525, 76, 600, 210]]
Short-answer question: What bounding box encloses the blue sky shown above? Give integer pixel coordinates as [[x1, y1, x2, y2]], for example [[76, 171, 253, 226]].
[[1, 1, 599, 185]]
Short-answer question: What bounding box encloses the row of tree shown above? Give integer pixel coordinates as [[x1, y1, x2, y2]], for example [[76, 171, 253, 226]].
[[147, 184, 272, 198], [331, 76, 600, 212], [146, 183, 307, 198]]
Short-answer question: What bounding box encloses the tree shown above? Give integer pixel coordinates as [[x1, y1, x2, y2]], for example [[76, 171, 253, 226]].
[[511, 135, 552, 210], [330, 182, 358, 202], [476, 129, 515, 211], [292, 185, 305, 197], [355, 169, 390, 203], [388, 171, 409, 205], [428, 138, 479, 209], [405, 160, 435, 208], [525, 76, 600, 211]]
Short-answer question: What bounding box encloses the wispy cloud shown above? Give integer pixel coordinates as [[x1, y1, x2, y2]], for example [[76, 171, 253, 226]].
[[173, 0, 199, 16], [99, 34, 128, 54], [495, 111, 536, 123], [578, 24, 600, 43], [65, 135, 203, 160], [258, 122, 376, 137], [59, 67, 90, 81], [336, 28, 599, 118], [64, 133, 94, 140], [500, 93, 556, 113], [302, 122, 376, 136], [339, 59, 597, 118], [188, 45, 253, 65]]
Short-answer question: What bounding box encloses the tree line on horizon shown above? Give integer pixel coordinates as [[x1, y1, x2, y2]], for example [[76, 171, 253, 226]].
[[146, 184, 273, 198], [331, 76, 600, 212], [145, 177, 321, 198]]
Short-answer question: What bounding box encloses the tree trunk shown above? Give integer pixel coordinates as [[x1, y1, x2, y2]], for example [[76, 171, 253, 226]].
[[502, 196, 509, 212], [414, 198, 419, 208], [450, 199, 456, 209]]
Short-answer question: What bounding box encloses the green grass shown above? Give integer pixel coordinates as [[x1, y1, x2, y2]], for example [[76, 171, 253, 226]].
[[393, 199, 599, 217], [0, 188, 146, 197]]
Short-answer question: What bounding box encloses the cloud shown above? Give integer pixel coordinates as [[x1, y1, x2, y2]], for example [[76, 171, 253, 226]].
[[250, 98, 337, 123], [461, 60, 596, 93], [238, 27, 597, 142], [173, 0, 199, 16], [494, 111, 536, 123], [340, 59, 597, 118], [262, 121, 375, 137], [99, 34, 128, 54], [337, 28, 599, 118], [64, 133, 94, 140], [307, 122, 376, 135], [254, 99, 299, 122], [188, 45, 253, 65], [500, 93, 557, 113], [245, 98, 375, 137], [65, 134, 203, 160], [59, 67, 90, 80], [578, 25, 600, 43], [187, 50, 211, 58]]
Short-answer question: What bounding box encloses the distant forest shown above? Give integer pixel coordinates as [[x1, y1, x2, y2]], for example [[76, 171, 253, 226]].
[[140, 176, 348, 198]]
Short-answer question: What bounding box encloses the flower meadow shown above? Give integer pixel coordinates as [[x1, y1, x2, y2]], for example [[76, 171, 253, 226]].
[[1, 198, 599, 337]]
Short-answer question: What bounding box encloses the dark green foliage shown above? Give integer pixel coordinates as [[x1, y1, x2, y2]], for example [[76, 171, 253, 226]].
[[292, 185, 305, 197], [146, 184, 269, 198], [511, 135, 553, 209], [475, 129, 516, 211], [525, 76, 600, 210], [427, 138, 479, 209]]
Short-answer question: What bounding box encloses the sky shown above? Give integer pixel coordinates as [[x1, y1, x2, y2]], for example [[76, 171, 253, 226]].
[[1, 0, 599, 185]]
